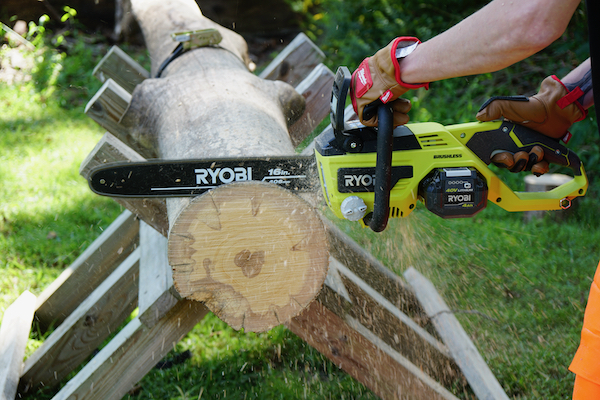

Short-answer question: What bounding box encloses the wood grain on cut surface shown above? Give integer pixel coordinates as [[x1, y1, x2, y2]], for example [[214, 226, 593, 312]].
[[169, 182, 329, 332]]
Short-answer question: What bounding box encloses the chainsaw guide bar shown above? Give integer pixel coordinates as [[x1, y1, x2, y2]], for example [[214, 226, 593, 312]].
[[89, 156, 318, 198]]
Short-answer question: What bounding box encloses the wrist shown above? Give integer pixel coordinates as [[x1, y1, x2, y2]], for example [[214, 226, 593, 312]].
[[390, 37, 429, 90], [552, 75, 588, 122]]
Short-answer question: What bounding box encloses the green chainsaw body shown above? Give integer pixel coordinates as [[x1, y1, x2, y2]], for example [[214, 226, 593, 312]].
[[314, 119, 588, 225]]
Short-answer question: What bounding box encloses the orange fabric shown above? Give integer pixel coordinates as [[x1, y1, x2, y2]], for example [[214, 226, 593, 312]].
[[570, 261, 600, 393], [573, 375, 600, 400]]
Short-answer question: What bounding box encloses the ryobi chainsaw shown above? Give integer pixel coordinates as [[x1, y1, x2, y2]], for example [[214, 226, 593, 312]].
[[88, 66, 589, 232]]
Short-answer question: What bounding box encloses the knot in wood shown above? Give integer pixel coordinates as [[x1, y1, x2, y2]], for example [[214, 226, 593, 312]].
[[234, 249, 265, 279], [84, 314, 97, 327]]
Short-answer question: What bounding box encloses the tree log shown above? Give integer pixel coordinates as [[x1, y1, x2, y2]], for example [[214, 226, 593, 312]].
[[126, 0, 328, 332], [169, 182, 328, 331]]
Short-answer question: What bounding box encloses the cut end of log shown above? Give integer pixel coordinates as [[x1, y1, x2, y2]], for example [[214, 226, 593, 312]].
[[168, 182, 329, 332]]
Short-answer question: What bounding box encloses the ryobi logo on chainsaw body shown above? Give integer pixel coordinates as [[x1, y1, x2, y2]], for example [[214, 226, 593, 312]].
[[195, 167, 252, 185], [338, 168, 376, 193], [337, 166, 413, 193]]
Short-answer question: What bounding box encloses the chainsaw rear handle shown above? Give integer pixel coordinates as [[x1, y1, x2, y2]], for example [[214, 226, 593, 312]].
[[364, 104, 394, 232], [466, 121, 583, 175]]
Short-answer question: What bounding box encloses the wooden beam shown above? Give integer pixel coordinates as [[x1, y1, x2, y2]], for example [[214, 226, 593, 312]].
[[34, 210, 139, 332], [328, 259, 465, 389], [288, 63, 334, 147], [85, 79, 134, 145], [0, 291, 36, 400], [138, 221, 179, 328], [93, 45, 149, 94], [404, 267, 510, 400], [79, 133, 169, 236], [322, 217, 432, 327], [52, 300, 208, 400], [287, 299, 459, 400], [19, 249, 140, 394], [345, 316, 460, 400], [259, 32, 325, 86]]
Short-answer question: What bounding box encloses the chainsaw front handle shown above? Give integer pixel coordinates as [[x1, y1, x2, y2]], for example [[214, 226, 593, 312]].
[[365, 104, 394, 232]]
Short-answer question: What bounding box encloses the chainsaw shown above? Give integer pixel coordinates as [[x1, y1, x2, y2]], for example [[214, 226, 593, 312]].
[[88, 66, 589, 232]]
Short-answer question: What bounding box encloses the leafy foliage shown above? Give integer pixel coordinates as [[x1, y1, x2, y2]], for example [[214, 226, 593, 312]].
[[291, 0, 485, 67]]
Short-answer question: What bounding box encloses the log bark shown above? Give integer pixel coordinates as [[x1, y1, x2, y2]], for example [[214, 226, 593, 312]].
[[126, 0, 328, 332]]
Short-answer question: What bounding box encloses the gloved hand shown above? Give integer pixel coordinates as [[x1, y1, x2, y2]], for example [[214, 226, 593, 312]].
[[350, 37, 429, 127], [477, 75, 587, 175]]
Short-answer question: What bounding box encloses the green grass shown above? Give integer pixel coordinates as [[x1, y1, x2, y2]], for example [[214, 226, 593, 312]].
[[331, 193, 600, 399], [2, 10, 600, 399], [127, 313, 377, 399], [0, 82, 122, 308]]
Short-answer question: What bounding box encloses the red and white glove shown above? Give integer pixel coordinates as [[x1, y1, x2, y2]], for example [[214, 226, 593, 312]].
[[350, 37, 429, 127]]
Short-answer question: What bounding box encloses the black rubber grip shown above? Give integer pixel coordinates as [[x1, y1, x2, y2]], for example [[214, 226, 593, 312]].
[[478, 95, 529, 112], [466, 121, 582, 175], [367, 104, 394, 232], [363, 100, 383, 121]]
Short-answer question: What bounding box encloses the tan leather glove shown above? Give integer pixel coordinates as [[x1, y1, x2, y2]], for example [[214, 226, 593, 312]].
[[477, 75, 587, 175], [350, 37, 429, 127]]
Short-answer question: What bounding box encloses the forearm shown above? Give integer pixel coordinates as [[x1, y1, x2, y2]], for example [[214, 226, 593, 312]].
[[399, 0, 580, 83], [561, 59, 594, 109]]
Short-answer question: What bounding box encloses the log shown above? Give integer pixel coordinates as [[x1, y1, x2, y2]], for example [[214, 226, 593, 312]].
[[126, 0, 328, 332], [169, 182, 328, 332]]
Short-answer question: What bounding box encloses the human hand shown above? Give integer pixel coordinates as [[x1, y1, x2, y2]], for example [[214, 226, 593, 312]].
[[476, 75, 587, 175], [350, 37, 429, 127]]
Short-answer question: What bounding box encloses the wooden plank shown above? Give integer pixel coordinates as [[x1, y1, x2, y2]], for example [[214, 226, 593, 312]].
[[19, 249, 140, 394], [79, 133, 169, 236], [52, 300, 208, 400], [34, 210, 139, 332], [259, 32, 325, 86], [288, 63, 334, 147], [0, 291, 36, 400], [329, 259, 466, 389], [403, 267, 510, 400], [287, 299, 459, 400], [85, 79, 133, 146], [138, 221, 179, 328], [93, 45, 149, 94], [345, 316, 460, 400], [322, 217, 432, 328]]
